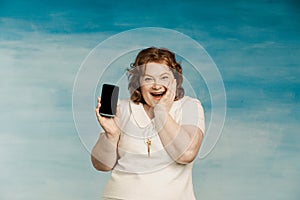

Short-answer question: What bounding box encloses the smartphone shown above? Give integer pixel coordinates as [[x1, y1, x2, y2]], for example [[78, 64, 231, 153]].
[[99, 84, 119, 118]]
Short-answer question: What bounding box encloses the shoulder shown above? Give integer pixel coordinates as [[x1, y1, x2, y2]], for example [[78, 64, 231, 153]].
[[176, 96, 205, 133], [175, 96, 205, 119], [174, 96, 202, 109], [118, 99, 139, 110], [118, 99, 144, 116], [118, 99, 131, 107], [171, 96, 204, 119], [118, 99, 131, 117]]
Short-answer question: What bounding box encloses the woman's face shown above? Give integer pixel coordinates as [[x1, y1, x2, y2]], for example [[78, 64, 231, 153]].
[[140, 62, 175, 107]]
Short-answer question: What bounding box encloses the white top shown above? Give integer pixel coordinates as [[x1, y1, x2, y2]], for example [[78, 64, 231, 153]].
[[102, 96, 205, 200]]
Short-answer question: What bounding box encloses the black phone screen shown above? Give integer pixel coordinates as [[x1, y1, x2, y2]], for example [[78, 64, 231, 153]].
[[99, 84, 119, 117]]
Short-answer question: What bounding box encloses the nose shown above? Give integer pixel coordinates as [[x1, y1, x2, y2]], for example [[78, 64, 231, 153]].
[[151, 80, 162, 90]]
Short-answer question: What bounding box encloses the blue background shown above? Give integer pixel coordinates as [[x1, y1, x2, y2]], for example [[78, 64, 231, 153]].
[[1, 0, 299, 199]]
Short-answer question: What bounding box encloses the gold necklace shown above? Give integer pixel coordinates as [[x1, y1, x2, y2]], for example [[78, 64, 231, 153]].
[[145, 138, 151, 157], [143, 104, 154, 157]]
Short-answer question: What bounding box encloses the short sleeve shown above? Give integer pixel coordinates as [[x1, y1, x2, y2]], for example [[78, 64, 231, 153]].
[[180, 97, 205, 134]]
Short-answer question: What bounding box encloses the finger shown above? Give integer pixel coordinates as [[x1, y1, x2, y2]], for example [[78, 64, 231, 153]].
[[166, 79, 175, 91], [163, 80, 175, 103], [172, 79, 177, 98], [95, 108, 101, 119], [96, 97, 101, 108], [172, 79, 176, 91], [95, 97, 102, 118], [166, 79, 175, 97]]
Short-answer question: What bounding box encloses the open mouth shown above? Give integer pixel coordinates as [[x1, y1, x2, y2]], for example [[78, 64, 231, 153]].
[[150, 91, 166, 98]]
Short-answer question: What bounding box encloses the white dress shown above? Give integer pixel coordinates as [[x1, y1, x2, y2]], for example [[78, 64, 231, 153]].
[[102, 96, 205, 200]]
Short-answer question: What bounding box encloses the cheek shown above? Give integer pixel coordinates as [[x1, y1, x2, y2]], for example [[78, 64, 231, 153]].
[[140, 86, 149, 97], [140, 83, 151, 92], [140, 86, 154, 104]]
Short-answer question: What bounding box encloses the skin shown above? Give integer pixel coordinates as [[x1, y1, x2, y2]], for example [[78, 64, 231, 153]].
[[92, 97, 120, 171], [91, 62, 203, 171]]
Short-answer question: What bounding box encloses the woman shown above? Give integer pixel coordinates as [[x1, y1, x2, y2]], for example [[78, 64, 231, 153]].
[[92, 47, 205, 200]]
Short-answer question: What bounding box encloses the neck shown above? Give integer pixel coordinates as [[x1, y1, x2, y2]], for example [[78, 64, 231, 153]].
[[143, 104, 154, 119]]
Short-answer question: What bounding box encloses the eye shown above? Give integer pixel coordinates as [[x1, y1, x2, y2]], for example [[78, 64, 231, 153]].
[[144, 77, 153, 82], [161, 75, 170, 81]]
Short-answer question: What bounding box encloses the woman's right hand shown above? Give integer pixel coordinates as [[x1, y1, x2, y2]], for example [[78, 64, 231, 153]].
[[95, 97, 120, 141]]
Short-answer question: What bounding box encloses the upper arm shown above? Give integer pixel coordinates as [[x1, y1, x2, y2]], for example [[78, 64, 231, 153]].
[[176, 98, 205, 164], [181, 98, 205, 133]]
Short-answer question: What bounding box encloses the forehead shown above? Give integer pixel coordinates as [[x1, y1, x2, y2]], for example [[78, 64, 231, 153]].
[[144, 62, 171, 75]]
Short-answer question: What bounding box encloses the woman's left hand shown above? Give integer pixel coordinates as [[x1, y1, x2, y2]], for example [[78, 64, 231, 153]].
[[155, 79, 176, 112]]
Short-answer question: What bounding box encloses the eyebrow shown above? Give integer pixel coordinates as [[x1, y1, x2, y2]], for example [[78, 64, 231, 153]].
[[143, 72, 171, 77]]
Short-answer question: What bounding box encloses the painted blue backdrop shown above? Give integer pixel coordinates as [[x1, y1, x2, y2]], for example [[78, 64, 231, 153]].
[[0, 0, 299, 199]]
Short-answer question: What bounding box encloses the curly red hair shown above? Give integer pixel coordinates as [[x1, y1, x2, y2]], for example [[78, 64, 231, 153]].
[[127, 47, 184, 104]]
